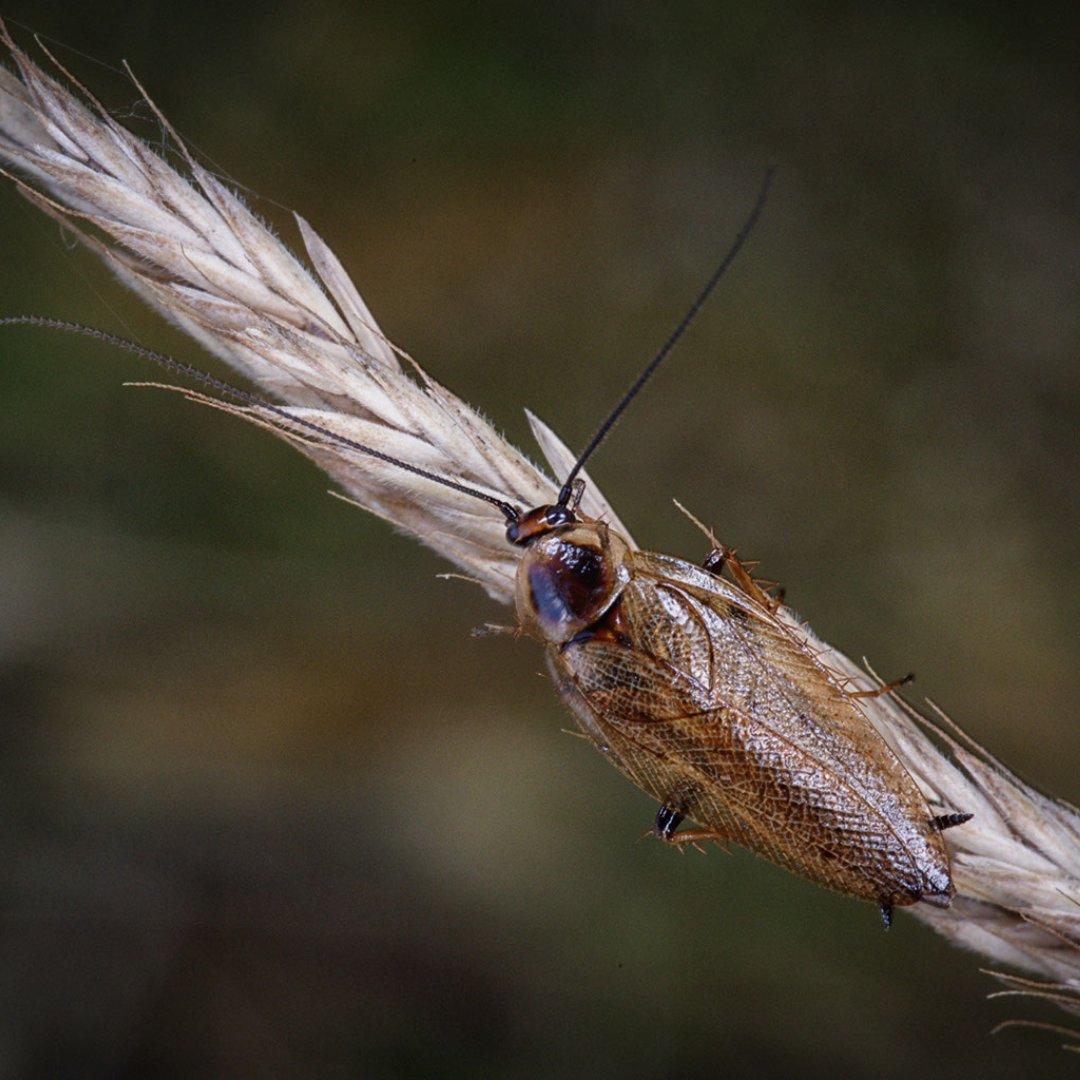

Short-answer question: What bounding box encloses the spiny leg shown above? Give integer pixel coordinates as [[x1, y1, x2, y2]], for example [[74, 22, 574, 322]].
[[850, 673, 914, 699], [880, 903, 893, 931], [674, 500, 784, 611], [652, 804, 732, 850], [704, 546, 783, 612]]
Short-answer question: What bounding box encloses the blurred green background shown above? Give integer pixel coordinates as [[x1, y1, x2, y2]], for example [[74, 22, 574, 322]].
[[1, 3, 1078, 1077]]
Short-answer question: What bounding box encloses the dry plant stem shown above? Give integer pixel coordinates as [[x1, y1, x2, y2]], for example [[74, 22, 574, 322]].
[[1, 22, 1077, 1025]]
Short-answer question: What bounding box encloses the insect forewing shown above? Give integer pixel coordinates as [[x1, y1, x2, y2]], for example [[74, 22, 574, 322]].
[[549, 544, 953, 909]]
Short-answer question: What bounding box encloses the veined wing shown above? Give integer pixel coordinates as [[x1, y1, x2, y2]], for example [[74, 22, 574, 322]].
[[551, 549, 949, 902]]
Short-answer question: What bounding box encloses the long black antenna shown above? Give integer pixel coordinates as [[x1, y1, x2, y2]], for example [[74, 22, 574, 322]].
[[556, 168, 775, 506], [0, 316, 523, 524], [6, 175, 772, 535]]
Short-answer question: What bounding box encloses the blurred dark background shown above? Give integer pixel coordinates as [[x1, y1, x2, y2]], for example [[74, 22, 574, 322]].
[[1, 3, 1077, 1077]]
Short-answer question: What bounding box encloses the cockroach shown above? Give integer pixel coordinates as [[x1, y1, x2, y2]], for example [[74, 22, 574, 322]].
[[3, 172, 971, 930]]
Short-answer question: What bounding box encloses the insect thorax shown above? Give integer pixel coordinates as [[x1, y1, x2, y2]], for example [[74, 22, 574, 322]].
[[514, 518, 631, 645]]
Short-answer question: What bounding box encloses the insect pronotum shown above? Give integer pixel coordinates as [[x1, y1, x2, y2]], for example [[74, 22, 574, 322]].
[[4, 169, 972, 930]]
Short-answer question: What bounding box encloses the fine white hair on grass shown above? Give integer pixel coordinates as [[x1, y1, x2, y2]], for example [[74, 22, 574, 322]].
[[0, 21, 628, 602], [1, 20, 1077, 1042]]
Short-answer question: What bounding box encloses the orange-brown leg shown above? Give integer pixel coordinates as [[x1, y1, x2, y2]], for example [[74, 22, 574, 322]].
[[850, 673, 914, 699], [652, 804, 731, 850], [703, 546, 783, 612]]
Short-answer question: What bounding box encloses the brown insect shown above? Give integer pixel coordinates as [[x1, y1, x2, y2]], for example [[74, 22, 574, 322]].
[[502, 174, 971, 928], [4, 172, 970, 929], [510, 493, 969, 928]]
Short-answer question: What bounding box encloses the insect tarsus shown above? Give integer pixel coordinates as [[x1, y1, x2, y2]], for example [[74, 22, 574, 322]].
[[930, 813, 974, 833]]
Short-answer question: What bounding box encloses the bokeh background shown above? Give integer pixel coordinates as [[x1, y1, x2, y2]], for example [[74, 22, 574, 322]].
[[1, 4, 1078, 1077]]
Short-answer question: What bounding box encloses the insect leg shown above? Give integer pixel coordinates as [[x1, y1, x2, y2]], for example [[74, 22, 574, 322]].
[[653, 804, 684, 840], [470, 623, 518, 638], [704, 546, 784, 612], [702, 548, 725, 574], [655, 824, 734, 851], [850, 673, 915, 699], [652, 804, 732, 849], [880, 903, 893, 930], [929, 812, 974, 832]]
